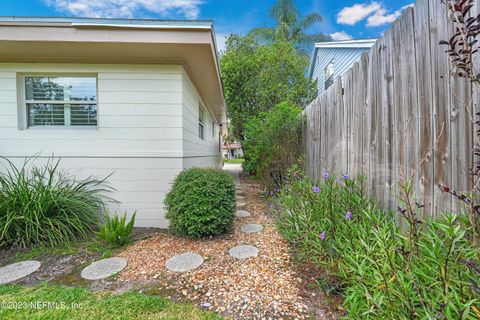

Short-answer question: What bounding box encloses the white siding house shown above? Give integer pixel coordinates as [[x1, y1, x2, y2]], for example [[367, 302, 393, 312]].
[[309, 39, 376, 95], [0, 17, 226, 228]]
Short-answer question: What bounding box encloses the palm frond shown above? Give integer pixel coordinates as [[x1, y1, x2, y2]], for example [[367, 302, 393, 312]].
[[269, 0, 298, 26], [297, 13, 323, 30], [248, 27, 276, 43], [296, 33, 332, 46]]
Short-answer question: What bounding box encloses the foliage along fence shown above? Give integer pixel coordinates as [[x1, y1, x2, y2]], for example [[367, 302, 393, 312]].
[[303, 0, 480, 223]]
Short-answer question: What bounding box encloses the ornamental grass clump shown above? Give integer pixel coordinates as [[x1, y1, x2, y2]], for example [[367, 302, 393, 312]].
[[0, 158, 114, 249], [274, 167, 480, 318], [165, 168, 236, 238]]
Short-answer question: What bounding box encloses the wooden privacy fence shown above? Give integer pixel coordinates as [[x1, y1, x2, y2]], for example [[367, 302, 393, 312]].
[[303, 0, 480, 221]]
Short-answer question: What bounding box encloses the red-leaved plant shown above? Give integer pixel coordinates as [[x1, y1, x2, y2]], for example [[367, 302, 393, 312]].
[[439, 0, 480, 243], [440, 0, 480, 84]]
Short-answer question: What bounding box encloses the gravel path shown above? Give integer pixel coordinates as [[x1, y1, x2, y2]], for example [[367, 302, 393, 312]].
[[118, 174, 316, 319]]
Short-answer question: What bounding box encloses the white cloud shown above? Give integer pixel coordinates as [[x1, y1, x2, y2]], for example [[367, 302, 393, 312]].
[[337, 2, 414, 27], [44, 0, 204, 19], [330, 31, 353, 41], [366, 8, 401, 27], [337, 2, 381, 25]]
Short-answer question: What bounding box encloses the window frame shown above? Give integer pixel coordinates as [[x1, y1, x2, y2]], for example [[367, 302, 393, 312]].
[[198, 103, 205, 140], [324, 59, 335, 90], [19, 74, 99, 129]]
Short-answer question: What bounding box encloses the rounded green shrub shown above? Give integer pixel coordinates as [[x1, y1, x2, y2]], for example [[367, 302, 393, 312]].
[[165, 168, 236, 238]]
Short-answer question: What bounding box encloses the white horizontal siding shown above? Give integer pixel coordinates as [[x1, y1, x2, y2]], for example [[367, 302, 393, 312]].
[[0, 63, 189, 227], [100, 79, 181, 92], [181, 69, 221, 169], [0, 63, 183, 157], [0, 127, 183, 140], [100, 104, 182, 116], [0, 63, 225, 228]]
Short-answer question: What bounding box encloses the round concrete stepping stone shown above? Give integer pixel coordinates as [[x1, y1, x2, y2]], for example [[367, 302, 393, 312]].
[[240, 223, 264, 233], [229, 245, 259, 259], [237, 201, 246, 207], [235, 210, 251, 218], [236, 196, 245, 201], [165, 252, 204, 273], [81, 257, 127, 280], [0, 260, 41, 284]]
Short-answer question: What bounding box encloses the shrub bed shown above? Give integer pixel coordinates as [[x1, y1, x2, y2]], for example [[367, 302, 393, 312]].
[[242, 102, 303, 190], [165, 168, 236, 238], [0, 158, 113, 249], [273, 168, 480, 318]]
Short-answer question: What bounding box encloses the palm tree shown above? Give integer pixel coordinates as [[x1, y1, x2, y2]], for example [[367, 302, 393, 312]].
[[249, 0, 330, 53]]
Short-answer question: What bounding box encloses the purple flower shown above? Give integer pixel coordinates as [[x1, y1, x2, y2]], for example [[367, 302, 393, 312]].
[[343, 174, 349, 180], [269, 203, 274, 209], [323, 171, 330, 179], [269, 191, 275, 197], [313, 186, 321, 193], [319, 231, 326, 241], [345, 211, 352, 220]]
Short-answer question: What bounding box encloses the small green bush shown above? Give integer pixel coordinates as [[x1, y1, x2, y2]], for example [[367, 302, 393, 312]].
[[0, 158, 113, 248], [273, 168, 480, 319], [242, 102, 303, 189], [98, 211, 136, 247], [165, 168, 235, 238]]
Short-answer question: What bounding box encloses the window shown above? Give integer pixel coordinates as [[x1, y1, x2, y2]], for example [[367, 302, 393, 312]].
[[24, 76, 97, 127], [198, 105, 205, 140], [325, 60, 334, 90]]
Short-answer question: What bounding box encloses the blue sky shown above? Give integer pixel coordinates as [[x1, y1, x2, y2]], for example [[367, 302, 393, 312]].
[[1, 0, 414, 50]]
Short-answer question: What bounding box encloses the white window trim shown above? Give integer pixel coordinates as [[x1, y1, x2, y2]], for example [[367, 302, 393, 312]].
[[199, 103, 205, 140], [18, 73, 99, 130]]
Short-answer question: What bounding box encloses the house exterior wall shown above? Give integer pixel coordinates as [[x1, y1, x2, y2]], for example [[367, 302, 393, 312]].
[[0, 62, 221, 228], [181, 69, 222, 169], [310, 47, 371, 94]]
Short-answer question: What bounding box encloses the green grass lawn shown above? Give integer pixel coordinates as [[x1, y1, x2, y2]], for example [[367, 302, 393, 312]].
[[224, 158, 244, 164], [0, 284, 222, 320]]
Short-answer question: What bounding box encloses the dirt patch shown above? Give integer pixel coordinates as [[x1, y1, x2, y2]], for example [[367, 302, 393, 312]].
[[117, 175, 336, 319]]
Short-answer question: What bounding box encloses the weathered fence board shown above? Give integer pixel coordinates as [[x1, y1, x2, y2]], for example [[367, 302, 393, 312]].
[[430, 0, 453, 217], [303, 0, 479, 219]]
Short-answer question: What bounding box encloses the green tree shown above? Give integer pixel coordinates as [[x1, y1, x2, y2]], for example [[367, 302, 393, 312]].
[[220, 35, 316, 142], [249, 0, 329, 53], [242, 102, 303, 188]]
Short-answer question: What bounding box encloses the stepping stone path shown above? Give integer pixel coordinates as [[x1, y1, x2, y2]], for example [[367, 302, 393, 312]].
[[229, 245, 259, 260], [240, 223, 264, 234], [236, 201, 246, 208], [235, 210, 251, 218], [81, 257, 127, 280], [0, 260, 41, 284], [166, 252, 204, 273]]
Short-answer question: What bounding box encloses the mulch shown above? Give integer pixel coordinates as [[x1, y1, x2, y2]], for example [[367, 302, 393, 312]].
[[117, 175, 341, 319]]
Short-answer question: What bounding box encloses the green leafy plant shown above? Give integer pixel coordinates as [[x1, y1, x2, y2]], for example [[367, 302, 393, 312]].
[[98, 211, 136, 247], [273, 168, 480, 318], [243, 102, 303, 189], [0, 157, 113, 249], [165, 168, 236, 238], [220, 35, 316, 143]]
